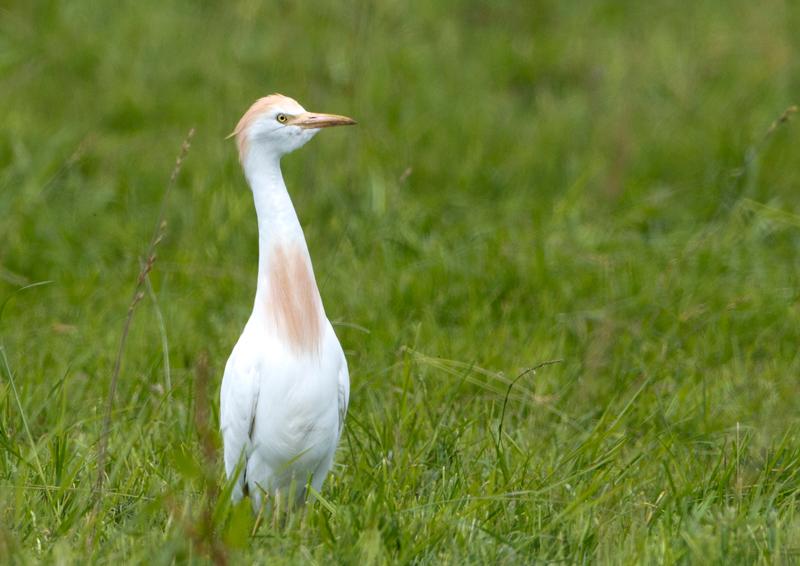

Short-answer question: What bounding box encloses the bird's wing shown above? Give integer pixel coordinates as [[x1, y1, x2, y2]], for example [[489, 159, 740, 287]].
[[220, 355, 259, 498], [337, 352, 350, 440]]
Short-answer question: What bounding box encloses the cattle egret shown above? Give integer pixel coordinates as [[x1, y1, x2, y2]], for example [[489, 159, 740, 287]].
[[220, 94, 354, 512]]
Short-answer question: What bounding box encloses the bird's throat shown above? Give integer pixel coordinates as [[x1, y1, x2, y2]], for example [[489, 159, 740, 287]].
[[249, 157, 325, 355]]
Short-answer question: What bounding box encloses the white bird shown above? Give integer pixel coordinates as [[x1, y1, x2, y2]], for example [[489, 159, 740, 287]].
[[220, 94, 354, 512]]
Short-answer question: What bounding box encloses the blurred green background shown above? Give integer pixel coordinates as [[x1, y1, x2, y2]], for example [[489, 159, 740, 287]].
[[1, 0, 799, 563]]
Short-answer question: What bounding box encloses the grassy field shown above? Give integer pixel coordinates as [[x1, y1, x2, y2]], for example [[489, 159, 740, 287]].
[[2, 0, 800, 563]]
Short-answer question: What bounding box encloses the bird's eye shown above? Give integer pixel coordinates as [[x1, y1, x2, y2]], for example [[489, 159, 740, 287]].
[[277, 114, 288, 124]]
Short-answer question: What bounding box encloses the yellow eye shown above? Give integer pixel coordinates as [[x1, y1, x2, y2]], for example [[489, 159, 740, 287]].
[[277, 114, 288, 123]]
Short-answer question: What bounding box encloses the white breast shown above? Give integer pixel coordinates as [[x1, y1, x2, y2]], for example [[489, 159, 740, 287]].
[[220, 318, 347, 510]]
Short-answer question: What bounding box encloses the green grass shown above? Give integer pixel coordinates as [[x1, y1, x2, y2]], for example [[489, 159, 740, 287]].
[[2, 0, 800, 563]]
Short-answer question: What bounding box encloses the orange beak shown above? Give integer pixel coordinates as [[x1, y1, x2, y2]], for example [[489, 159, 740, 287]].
[[288, 112, 357, 129]]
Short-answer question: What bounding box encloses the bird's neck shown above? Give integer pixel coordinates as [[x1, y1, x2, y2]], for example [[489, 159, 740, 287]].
[[245, 153, 325, 354], [246, 154, 306, 250]]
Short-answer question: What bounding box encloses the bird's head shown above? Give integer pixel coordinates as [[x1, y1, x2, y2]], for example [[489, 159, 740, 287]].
[[229, 94, 356, 163]]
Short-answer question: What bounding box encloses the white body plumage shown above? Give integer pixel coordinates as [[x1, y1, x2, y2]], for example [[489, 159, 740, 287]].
[[220, 94, 354, 511]]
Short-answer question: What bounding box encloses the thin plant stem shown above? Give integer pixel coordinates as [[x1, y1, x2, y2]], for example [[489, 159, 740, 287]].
[[89, 128, 195, 546]]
